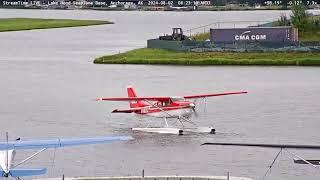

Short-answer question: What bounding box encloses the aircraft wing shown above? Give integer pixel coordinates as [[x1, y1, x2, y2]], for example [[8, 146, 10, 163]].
[[9, 168, 47, 177], [96, 91, 247, 101], [202, 142, 320, 149], [96, 97, 171, 102], [0, 136, 133, 150], [184, 91, 247, 99]]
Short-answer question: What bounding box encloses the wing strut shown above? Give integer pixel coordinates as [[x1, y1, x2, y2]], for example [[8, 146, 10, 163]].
[[284, 149, 319, 168], [202, 142, 320, 172], [202, 142, 320, 149], [143, 99, 185, 127], [12, 148, 47, 169], [144, 99, 196, 127], [261, 148, 282, 180]]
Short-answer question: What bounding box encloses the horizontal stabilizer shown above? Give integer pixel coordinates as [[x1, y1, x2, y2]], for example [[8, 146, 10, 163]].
[[112, 109, 135, 113], [10, 168, 47, 177], [112, 107, 145, 113]]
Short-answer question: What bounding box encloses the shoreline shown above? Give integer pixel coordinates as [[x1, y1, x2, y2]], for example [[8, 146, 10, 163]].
[[0, 18, 113, 32], [94, 48, 320, 66], [1, 8, 320, 12], [1, 6, 320, 11]]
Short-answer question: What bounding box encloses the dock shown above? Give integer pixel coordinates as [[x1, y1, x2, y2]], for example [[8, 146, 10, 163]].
[[35, 175, 253, 180]]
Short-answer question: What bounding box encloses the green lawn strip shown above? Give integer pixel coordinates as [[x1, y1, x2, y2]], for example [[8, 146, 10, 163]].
[[94, 48, 320, 66], [0, 18, 113, 32], [299, 31, 320, 42]]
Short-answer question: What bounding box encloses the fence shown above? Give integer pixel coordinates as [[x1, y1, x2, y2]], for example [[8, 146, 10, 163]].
[[184, 21, 274, 37]]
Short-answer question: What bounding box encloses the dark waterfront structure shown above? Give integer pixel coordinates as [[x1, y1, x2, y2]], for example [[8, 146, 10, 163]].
[[210, 27, 298, 43]]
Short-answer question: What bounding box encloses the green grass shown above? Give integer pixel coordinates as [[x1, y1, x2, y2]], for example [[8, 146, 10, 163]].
[[300, 16, 320, 41], [94, 48, 320, 66], [299, 31, 320, 42], [0, 18, 113, 32]]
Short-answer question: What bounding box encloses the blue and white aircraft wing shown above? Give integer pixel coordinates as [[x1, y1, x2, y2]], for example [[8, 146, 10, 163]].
[[0, 136, 133, 150], [9, 168, 47, 177]]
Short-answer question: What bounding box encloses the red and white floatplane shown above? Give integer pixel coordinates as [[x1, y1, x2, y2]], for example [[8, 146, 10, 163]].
[[96, 87, 247, 135]]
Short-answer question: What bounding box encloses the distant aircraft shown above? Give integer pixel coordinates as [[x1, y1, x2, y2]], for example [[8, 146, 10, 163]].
[[96, 86, 247, 135], [0, 133, 133, 179]]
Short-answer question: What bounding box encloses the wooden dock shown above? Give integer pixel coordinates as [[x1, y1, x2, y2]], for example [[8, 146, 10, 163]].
[[35, 175, 253, 180]]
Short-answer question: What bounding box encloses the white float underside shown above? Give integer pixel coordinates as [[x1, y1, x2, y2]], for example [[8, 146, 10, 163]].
[[183, 126, 215, 133], [132, 127, 183, 135], [132, 127, 215, 135]]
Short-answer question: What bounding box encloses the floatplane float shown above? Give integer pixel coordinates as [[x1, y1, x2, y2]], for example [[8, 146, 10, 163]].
[[0, 132, 132, 179], [96, 87, 247, 135]]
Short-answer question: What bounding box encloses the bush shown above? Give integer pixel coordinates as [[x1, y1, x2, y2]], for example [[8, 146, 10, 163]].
[[308, 16, 320, 32], [290, 3, 309, 31], [277, 14, 291, 26]]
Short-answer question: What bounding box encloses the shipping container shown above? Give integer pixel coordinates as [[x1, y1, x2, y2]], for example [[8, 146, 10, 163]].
[[210, 27, 298, 43]]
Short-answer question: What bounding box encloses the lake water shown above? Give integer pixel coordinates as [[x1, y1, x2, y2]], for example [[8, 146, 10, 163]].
[[0, 9, 320, 180]]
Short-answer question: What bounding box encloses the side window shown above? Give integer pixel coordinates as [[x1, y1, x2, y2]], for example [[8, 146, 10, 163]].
[[156, 102, 162, 107]]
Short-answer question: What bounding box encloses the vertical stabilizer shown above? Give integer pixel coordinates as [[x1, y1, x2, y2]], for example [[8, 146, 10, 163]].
[[127, 86, 137, 98], [127, 87, 147, 108], [127, 86, 138, 108]]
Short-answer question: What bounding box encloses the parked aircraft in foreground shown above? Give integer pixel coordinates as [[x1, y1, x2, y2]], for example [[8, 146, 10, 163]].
[[96, 86, 247, 135], [202, 142, 320, 166], [0, 133, 132, 179]]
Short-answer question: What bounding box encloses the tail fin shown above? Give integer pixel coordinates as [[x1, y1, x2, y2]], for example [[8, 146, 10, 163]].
[[127, 87, 147, 108], [10, 168, 47, 177], [127, 87, 137, 98]]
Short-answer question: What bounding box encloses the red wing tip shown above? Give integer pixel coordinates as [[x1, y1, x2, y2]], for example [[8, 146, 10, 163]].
[[95, 98, 103, 101]]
